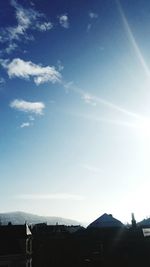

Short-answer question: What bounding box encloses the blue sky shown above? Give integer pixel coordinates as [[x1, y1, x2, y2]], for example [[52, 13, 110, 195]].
[[1, 0, 150, 224]]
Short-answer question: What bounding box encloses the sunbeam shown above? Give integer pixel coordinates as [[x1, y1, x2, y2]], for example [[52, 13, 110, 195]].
[[63, 80, 145, 121], [116, 0, 150, 78]]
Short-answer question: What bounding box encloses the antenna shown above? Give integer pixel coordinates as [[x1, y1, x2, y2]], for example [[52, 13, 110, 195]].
[[131, 213, 136, 228]]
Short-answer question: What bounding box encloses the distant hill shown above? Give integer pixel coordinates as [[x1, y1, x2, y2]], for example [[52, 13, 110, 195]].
[[0, 211, 81, 226]]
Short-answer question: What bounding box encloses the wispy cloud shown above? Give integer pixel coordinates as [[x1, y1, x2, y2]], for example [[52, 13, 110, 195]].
[[62, 81, 145, 122], [0, 77, 5, 85], [15, 193, 85, 201], [58, 14, 69, 29], [1, 58, 61, 85], [57, 60, 64, 71], [82, 93, 97, 106], [29, 115, 35, 121], [36, 22, 53, 32], [11, 0, 53, 33], [63, 81, 74, 93], [0, 0, 53, 53], [10, 99, 45, 115], [20, 122, 31, 128], [87, 24, 92, 32], [83, 164, 102, 173], [5, 43, 18, 54], [89, 12, 98, 19], [75, 112, 137, 128], [87, 11, 98, 32]]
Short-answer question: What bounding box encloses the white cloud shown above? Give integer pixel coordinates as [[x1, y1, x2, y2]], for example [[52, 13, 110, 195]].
[[10, 99, 45, 115], [1, 58, 61, 85], [5, 3, 38, 41], [89, 12, 98, 19], [5, 43, 18, 54], [20, 122, 31, 128], [59, 14, 69, 29], [11, 0, 52, 34], [15, 193, 85, 201], [0, 0, 53, 53], [36, 22, 53, 32]]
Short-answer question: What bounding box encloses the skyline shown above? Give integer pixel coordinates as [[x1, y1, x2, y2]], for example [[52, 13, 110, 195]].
[[1, 0, 150, 224]]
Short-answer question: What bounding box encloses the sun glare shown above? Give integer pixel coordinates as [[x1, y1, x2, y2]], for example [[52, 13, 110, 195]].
[[138, 118, 150, 137]]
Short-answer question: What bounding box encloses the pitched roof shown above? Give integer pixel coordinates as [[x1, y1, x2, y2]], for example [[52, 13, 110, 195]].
[[138, 218, 150, 227], [88, 213, 123, 228]]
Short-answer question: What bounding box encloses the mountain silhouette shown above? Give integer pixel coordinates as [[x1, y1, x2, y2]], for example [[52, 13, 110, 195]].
[[0, 211, 80, 226]]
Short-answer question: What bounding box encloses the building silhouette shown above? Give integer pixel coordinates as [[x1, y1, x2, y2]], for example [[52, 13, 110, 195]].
[[0, 224, 32, 267]]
